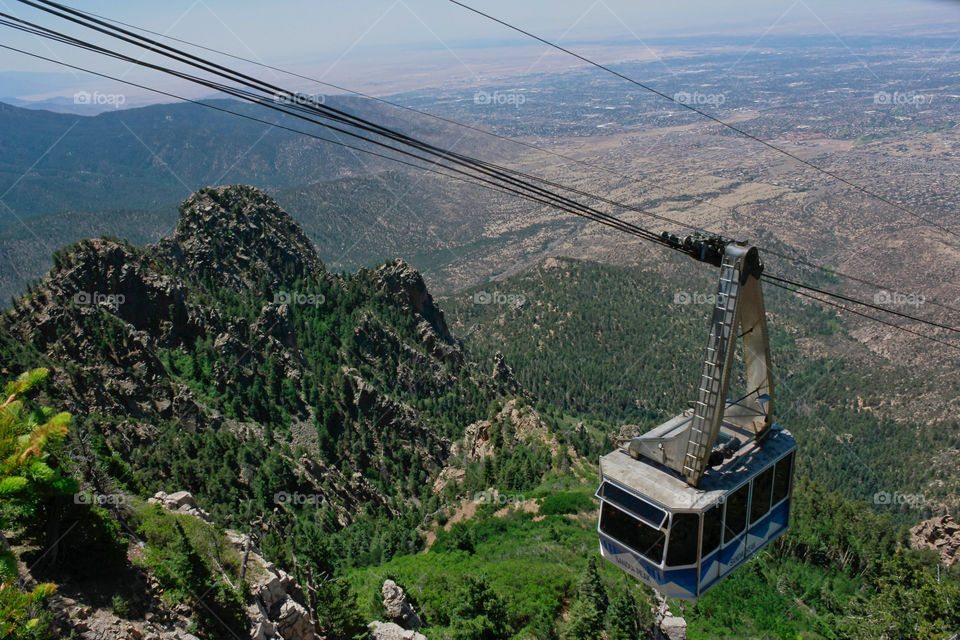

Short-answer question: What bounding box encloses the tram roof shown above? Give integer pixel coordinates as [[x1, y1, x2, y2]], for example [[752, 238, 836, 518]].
[[599, 426, 795, 512]]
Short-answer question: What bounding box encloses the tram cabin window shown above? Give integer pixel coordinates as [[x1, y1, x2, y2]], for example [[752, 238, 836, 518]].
[[701, 504, 723, 556], [600, 502, 666, 563], [596, 482, 667, 527], [666, 513, 700, 566], [724, 483, 749, 543], [771, 452, 794, 505], [750, 466, 774, 524]]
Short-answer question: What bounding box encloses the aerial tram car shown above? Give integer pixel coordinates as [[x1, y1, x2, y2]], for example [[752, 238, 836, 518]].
[[596, 233, 796, 601]]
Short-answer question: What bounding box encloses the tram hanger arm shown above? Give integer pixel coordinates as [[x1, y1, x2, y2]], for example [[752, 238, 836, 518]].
[[628, 235, 774, 487]]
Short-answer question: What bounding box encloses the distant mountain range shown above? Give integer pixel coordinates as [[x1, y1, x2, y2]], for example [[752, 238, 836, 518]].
[[0, 95, 160, 116], [0, 97, 522, 304]]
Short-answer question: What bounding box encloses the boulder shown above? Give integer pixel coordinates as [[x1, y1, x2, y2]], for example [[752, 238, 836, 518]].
[[660, 615, 687, 640], [149, 490, 213, 522], [251, 619, 277, 640], [164, 491, 196, 509], [275, 599, 313, 640], [382, 580, 421, 630], [654, 593, 686, 640], [368, 621, 427, 640]]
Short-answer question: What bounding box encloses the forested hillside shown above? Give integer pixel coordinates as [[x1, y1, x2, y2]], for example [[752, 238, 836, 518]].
[[444, 257, 960, 514], [1, 188, 957, 639]]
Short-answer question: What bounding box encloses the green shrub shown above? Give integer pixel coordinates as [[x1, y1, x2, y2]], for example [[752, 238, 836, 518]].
[[111, 594, 132, 618], [539, 491, 594, 516]]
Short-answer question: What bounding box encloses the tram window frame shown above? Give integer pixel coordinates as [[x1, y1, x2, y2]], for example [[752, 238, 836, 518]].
[[666, 512, 700, 567], [771, 452, 794, 506], [723, 483, 749, 543], [701, 504, 723, 556], [599, 502, 666, 565], [749, 466, 775, 525], [595, 481, 668, 529]]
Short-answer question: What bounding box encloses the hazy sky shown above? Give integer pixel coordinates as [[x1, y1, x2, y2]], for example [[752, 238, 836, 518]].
[[2, 0, 958, 101]]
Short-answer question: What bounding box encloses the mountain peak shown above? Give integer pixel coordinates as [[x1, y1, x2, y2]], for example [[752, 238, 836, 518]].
[[164, 185, 323, 289]]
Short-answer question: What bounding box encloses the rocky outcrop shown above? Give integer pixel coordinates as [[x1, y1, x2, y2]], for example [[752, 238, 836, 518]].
[[0, 179, 549, 640], [50, 591, 200, 640], [617, 424, 642, 440], [372, 260, 463, 366], [431, 467, 466, 495], [382, 580, 422, 630], [911, 514, 960, 566], [340, 366, 451, 475], [658, 615, 687, 640], [1, 239, 208, 428], [246, 549, 315, 640], [252, 301, 300, 351], [368, 621, 428, 640], [492, 351, 520, 392], [274, 599, 314, 640], [436, 400, 571, 496], [458, 420, 496, 461], [295, 455, 391, 527], [147, 491, 212, 522], [454, 399, 571, 463], [162, 185, 324, 292], [1, 184, 518, 640], [1, 185, 496, 523]]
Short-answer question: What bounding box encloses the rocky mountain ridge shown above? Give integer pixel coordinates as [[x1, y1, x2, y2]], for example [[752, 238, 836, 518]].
[[1, 183, 542, 639], [0, 181, 524, 524]]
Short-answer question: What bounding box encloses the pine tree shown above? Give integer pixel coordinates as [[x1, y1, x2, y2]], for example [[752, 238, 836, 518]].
[[450, 576, 509, 640], [562, 597, 603, 640], [528, 612, 560, 640], [315, 579, 366, 640], [606, 585, 640, 640], [579, 556, 609, 615], [170, 521, 209, 597]]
